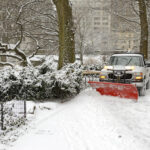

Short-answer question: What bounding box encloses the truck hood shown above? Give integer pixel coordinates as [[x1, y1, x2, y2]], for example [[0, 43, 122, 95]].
[[101, 65, 143, 72]]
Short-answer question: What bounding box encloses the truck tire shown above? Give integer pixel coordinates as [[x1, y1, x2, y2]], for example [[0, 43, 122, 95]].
[[146, 80, 150, 89], [138, 86, 146, 96]]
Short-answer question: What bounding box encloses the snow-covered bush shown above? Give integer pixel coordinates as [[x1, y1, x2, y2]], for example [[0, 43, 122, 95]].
[[84, 57, 100, 65], [0, 56, 84, 101], [0, 68, 21, 101], [49, 62, 83, 99], [0, 67, 40, 101], [38, 55, 58, 74], [17, 62, 83, 100], [0, 54, 109, 101], [32, 62, 83, 100], [83, 64, 102, 71], [82, 55, 110, 71]]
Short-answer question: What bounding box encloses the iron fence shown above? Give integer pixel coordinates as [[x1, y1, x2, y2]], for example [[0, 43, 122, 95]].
[[82, 71, 100, 86], [0, 100, 26, 131]]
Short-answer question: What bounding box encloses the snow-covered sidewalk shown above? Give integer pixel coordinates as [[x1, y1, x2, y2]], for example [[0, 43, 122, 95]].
[[1, 88, 150, 150]]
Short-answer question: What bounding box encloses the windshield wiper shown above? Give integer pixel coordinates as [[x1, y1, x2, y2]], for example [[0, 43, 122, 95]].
[[125, 58, 132, 66]]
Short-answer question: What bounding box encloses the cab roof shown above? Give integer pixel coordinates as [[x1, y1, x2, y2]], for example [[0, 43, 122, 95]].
[[112, 53, 144, 57]]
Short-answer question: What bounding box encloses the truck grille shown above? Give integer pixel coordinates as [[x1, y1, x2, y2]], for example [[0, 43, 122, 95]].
[[108, 73, 132, 80]]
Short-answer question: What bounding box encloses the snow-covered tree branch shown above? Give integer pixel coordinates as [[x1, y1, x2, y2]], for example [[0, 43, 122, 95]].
[[0, 0, 58, 67]]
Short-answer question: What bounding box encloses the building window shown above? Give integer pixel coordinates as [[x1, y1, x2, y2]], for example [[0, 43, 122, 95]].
[[94, 22, 100, 25], [94, 27, 100, 30], [94, 17, 100, 20], [103, 22, 108, 25], [102, 16, 108, 20]]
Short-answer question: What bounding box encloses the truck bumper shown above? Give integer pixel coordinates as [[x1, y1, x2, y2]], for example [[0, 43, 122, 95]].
[[132, 82, 144, 88], [100, 79, 144, 88]]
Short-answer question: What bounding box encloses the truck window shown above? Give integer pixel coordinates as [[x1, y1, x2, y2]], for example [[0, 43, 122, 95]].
[[109, 56, 143, 66]]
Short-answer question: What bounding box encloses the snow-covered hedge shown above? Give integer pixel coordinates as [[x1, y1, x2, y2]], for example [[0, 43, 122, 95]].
[[0, 54, 106, 101], [19, 62, 83, 100], [38, 55, 58, 74], [0, 56, 84, 101], [49, 63, 83, 99], [83, 64, 102, 71]]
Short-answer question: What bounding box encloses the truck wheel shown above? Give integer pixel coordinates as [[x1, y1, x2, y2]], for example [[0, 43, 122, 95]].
[[146, 80, 150, 89], [138, 86, 146, 96]]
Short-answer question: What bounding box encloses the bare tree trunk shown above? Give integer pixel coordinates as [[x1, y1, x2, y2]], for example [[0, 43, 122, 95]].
[[138, 0, 148, 59], [79, 35, 83, 65], [80, 45, 83, 65], [53, 0, 75, 69]]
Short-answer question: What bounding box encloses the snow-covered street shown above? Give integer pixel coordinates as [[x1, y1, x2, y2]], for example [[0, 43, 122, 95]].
[[1, 88, 150, 150]]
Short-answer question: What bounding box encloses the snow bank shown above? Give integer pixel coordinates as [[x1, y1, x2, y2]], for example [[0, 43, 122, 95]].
[[5, 88, 150, 150]]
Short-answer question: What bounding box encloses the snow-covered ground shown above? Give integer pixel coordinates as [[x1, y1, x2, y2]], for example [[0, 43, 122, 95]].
[[1, 88, 150, 150]]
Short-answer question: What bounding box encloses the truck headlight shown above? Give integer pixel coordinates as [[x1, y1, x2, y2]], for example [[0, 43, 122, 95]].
[[135, 76, 143, 80], [125, 66, 135, 71], [100, 75, 106, 79], [100, 72, 107, 80], [104, 66, 113, 70], [134, 72, 143, 80]]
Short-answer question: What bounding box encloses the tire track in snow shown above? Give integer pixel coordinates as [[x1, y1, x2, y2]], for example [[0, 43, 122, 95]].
[[97, 91, 150, 148]]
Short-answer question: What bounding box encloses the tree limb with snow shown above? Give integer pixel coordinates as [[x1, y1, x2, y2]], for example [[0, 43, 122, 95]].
[[0, 0, 58, 67]]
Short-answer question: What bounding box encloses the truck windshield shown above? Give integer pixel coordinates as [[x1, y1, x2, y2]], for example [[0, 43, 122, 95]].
[[109, 56, 143, 66]]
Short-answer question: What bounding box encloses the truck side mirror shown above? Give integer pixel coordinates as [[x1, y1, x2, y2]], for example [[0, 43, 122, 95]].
[[145, 62, 150, 67]]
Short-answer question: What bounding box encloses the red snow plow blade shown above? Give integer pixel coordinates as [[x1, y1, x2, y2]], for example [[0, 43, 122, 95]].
[[88, 81, 138, 100]]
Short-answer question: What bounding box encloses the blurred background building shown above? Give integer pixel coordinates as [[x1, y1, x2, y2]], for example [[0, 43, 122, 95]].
[[71, 0, 140, 54]]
